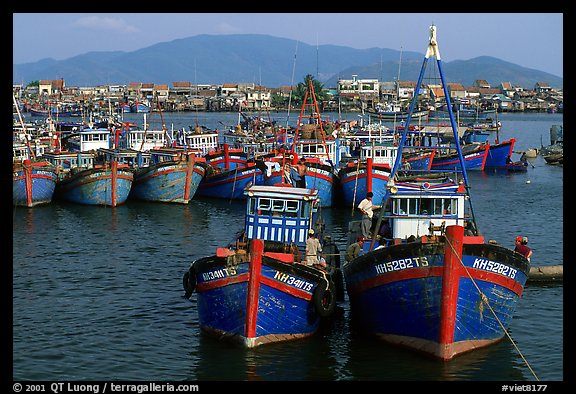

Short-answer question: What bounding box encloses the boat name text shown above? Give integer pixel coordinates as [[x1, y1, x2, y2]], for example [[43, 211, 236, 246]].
[[472, 258, 517, 279], [273, 271, 314, 292], [201, 267, 237, 281], [375, 257, 429, 274]]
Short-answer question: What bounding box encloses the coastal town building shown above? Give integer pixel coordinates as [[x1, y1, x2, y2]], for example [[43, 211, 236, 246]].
[[14, 75, 563, 115]]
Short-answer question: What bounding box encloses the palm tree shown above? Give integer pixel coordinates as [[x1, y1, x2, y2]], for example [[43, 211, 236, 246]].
[[292, 74, 328, 106]]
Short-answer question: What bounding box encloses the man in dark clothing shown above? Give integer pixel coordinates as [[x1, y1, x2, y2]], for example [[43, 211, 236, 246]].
[[323, 234, 344, 302]]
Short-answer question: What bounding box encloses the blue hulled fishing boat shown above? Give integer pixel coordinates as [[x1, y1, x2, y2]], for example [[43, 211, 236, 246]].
[[13, 159, 58, 207], [183, 184, 341, 348], [196, 144, 264, 200], [130, 148, 207, 204], [342, 25, 530, 361]]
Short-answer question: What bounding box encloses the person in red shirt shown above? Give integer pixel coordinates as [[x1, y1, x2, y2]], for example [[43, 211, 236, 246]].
[[514, 235, 533, 262]]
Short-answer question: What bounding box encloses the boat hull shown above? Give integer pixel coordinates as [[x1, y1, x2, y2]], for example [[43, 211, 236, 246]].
[[197, 166, 263, 200], [484, 139, 515, 168], [338, 164, 390, 207], [55, 165, 134, 206], [264, 162, 337, 207], [343, 226, 529, 360], [431, 145, 488, 171], [186, 242, 336, 348], [130, 161, 205, 204], [13, 163, 58, 207]]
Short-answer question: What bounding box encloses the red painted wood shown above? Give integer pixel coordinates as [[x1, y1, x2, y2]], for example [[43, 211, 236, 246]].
[[439, 225, 464, 346], [245, 240, 264, 338]]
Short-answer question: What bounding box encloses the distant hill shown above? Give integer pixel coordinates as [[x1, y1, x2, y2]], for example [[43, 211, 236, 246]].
[[13, 34, 563, 89]]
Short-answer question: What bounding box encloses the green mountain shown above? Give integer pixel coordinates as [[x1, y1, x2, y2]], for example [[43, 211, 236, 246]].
[[13, 34, 562, 89]]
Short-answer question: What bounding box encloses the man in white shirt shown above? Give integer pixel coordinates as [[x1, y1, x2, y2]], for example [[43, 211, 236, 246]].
[[357, 192, 381, 238]]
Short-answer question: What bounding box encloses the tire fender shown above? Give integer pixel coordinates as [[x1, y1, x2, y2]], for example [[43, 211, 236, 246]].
[[313, 279, 336, 317]]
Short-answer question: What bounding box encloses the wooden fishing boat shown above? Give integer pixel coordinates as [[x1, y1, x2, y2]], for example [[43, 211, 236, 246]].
[[484, 138, 516, 169], [338, 139, 435, 208], [13, 159, 58, 207], [343, 25, 530, 361], [12, 95, 58, 207], [431, 142, 489, 171], [183, 184, 341, 348], [129, 148, 207, 204], [53, 159, 134, 207], [196, 144, 264, 200]]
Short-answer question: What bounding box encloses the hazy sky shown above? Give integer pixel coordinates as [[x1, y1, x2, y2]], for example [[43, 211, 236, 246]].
[[13, 13, 563, 77]]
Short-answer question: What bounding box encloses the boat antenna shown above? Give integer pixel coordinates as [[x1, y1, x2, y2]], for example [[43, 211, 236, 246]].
[[286, 40, 298, 129]]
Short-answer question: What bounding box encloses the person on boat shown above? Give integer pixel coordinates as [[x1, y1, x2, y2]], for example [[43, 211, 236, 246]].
[[305, 229, 322, 266], [520, 152, 528, 166], [514, 235, 533, 262], [358, 192, 381, 238], [294, 159, 307, 188], [345, 237, 365, 263], [323, 234, 344, 301], [322, 235, 341, 270], [378, 219, 392, 240]]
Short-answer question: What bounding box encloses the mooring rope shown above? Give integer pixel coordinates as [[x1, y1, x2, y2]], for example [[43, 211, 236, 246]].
[[443, 233, 539, 381]]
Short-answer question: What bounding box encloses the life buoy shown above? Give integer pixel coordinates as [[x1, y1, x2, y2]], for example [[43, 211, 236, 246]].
[[313, 279, 336, 317], [183, 266, 196, 298]]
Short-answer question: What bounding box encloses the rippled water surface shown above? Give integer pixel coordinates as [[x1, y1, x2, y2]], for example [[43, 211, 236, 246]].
[[13, 112, 563, 382]]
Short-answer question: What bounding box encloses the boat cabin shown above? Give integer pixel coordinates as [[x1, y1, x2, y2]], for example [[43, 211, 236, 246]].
[[386, 179, 467, 240], [67, 128, 111, 152], [244, 185, 319, 248], [293, 138, 349, 167], [118, 128, 167, 151], [359, 141, 398, 167], [175, 128, 219, 155]]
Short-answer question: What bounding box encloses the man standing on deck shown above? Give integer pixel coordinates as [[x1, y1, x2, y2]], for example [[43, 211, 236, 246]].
[[305, 229, 322, 266], [358, 192, 380, 238]]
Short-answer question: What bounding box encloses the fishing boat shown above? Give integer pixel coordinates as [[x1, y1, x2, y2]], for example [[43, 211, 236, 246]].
[[12, 96, 59, 207], [129, 148, 207, 204], [182, 184, 341, 348], [431, 142, 489, 171], [338, 138, 435, 208], [52, 156, 134, 207], [342, 25, 530, 361], [13, 158, 58, 207], [44, 131, 134, 207], [130, 101, 150, 113], [196, 144, 264, 200]]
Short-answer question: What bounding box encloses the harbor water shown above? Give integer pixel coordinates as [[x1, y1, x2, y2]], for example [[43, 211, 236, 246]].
[[13, 112, 563, 382]]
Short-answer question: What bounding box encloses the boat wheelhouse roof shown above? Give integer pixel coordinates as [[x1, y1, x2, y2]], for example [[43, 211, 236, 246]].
[[393, 177, 464, 195], [245, 185, 319, 201]]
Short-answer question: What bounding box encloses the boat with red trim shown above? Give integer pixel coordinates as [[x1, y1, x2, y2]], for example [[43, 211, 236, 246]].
[[182, 184, 341, 348], [196, 144, 264, 200], [338, 139, 434, 208], [129, 148, 207, 204], [431, 142, 489, 171], [13, 158, 58, 207], [342, 25, 530, 361]]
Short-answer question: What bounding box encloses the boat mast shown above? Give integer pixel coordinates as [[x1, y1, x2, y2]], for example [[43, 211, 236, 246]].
[[370, 24, 478, 250]]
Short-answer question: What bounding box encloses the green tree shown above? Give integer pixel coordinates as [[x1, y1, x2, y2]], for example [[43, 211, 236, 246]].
[[292, 74, 328, 106]]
